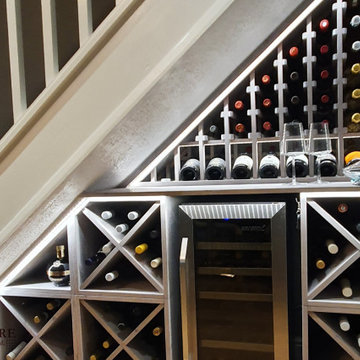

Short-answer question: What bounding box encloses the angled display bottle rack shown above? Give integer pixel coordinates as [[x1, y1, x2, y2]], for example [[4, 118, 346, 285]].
[[130, 0, 360, 188]]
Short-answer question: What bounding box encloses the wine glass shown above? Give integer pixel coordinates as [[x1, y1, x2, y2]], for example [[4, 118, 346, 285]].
[[308, 122, 332, 183], [281, 122, 306, 185]]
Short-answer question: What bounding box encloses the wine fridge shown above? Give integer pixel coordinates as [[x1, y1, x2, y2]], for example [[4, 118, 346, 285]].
[[179, 202, 288, 360]]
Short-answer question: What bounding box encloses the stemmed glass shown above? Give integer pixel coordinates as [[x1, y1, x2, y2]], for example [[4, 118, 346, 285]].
[[308, 121, 332, 183], [281, 122, 306, 185]]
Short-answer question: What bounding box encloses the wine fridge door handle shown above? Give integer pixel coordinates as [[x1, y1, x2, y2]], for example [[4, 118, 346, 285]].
[[180, 237, 198, 360]]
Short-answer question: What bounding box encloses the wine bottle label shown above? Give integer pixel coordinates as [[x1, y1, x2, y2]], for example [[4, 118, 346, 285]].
[[207, 157, 226, 169], [233, 155, 253, 170], [101, 210, 113, 220], [260, 154, 280, 169], [286, 154, 308, 166]]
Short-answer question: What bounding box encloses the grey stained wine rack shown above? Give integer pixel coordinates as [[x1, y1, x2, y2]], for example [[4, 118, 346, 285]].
[[132, 0, 360, 187], [301, 192, 360, 360], [0, 196, 180, 360]]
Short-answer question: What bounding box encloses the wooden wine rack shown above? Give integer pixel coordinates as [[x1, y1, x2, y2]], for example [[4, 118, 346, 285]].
[[301, 192, 360, 360], [133, 0, 360, 186], [0, 196, 180, 360]]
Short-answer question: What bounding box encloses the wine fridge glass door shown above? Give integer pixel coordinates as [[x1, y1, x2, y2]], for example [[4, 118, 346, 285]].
[[179, 203, 288, 360]]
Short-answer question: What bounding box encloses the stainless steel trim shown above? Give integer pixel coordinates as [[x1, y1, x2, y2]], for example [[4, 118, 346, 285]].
[[180, 237, 198, 360]]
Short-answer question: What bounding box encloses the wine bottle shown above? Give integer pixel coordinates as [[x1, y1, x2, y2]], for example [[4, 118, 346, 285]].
[[315, 258, 326, 270], [101, 210, 113, 220], [46, 299, 62, 312], [345, 151, 360, 167], [261, 121, 275, 137], [287, 94, 304, 118], [315, 153, 337, 177], [232, 154, 253, 179], [179, 158, 200, 181], [352, 40, 360, 54], [337, 203, 349, 213], [152, 326, 164, 336], [89, 349, 105, 360], [115, 223, 129, 233], [347, 115, 360, 132], [234, 122, 248, 138], [346, 63, 360, 88], [259, 153, 280, 178], [325, 239, 339, 255], [205, 157, 226, 180], [105, 270, 119, 282], [102, 337, 116, 349], [340, 278, 353, 298], [286, 154, 309, 177], [135, 243, 149, 255], [234, 100, 246, 112], [6, 341, 27, 360], [287, 46, 301, 64], [350, 15, 360, 29], [339, 316, 351, 331], [288, 70, 301, 84], [208, 124, 222, 139], [318, 18, 330, 33], [33, 311, 49, 324], [47, 245, 70, 286], [150, 257, 162, 269], [127, 211, 140, 221], [357, 333, 360, 348], [316, 44, 332, 66], [85, 241, 114, 266], [259, 74, 274, 95]]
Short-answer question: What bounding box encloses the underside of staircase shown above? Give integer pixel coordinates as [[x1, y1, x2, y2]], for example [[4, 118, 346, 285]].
[[0, 0, 310, 277]]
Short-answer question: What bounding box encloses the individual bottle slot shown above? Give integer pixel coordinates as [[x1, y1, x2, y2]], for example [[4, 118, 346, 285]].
[[47, 245, 70, 287], [337, 202, 349, 214], [85, 241, 115, 266], [315, 43, 332, 66], [208, 124, 223, 140], [316, 18, 332, 43], [232, 154, 253, 179], [286, 154, 309, 177], [33, 311, 49, 324], [6, 341, 27, 360], [345, 112, 360, 129], [101, 210, 114, 220], [259, 73, 276, 96], [105, 270, 119, 282], [46, 299, 62, 312], [346, 88, 360, 111], [347, 15, 360, 45], [259, 153, 280, 178], [348, 41, 360, 64], [261, 120, 276, 137], [150, 257, 162, 269], [115, 223, 129, 234], [345, 63, 360, 88], [102, 337, 116, 349], [315, 153, 337, 177], [260, 96, 276, 115], [152, 326, 164, 337], [127, 211, 140, 221], [315, 258, 326, 270], [135, 243, 149, 255], [89, 349, 106, 360], [179, 159, 200, 181], [340, 278, 353, 298], [325, 239, 339, 254], [234, 122, 248, 138], [205, 157, 226, 180], [286, 93, 305, 118], [315, 91, 334, 113], [287, 70, 303, 89], [339, 316, 351, 332], [315, 67, 333, 90]]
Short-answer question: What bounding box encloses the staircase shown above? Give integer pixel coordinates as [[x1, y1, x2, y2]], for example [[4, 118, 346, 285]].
[[0, 0, 310, 276]]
